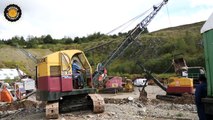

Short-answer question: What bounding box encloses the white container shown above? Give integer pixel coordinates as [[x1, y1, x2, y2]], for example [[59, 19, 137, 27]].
[[21, 78, 36, 91]]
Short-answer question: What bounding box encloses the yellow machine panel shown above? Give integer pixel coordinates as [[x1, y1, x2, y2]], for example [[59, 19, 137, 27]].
[[37, 50, 92, 77], [167, 77, 193, 87]]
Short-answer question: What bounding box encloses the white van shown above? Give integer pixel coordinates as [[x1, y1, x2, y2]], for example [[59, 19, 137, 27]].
[[133, 78, 148, 87]]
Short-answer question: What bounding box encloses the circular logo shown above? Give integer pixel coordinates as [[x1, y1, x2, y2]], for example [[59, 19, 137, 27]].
[[4, 4, 22, 22]]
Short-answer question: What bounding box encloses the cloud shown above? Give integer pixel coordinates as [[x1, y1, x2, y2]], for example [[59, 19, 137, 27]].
[[0, 0, 212, 39], [148, 0, 213, 32], [1, 0, 160, 39], [188, 0, 213, 8]]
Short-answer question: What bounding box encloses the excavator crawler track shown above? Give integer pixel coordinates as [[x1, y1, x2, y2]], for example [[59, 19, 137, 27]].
[[88, 94, 105, 113], [58, 94, 104, 114], [59, 94, 91, 113], [156, 94, 178, 101], [46, 102, 59, 119]]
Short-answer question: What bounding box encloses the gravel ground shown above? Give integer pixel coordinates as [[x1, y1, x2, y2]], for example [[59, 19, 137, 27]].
[[8, 102, 198, 120], [0, 85, 199, 120]]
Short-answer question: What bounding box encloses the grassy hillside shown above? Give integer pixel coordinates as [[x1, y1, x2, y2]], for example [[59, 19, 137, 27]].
[[0, 21, 205, 78], [85, 21, 205, 75], [0, 45, 52, 76]]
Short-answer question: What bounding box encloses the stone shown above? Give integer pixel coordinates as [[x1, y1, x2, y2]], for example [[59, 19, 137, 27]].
[[128, 97, 134, 101], [137, 104, 143, 108], [61, 117, 66, 120], [86, 115, 94, 118]]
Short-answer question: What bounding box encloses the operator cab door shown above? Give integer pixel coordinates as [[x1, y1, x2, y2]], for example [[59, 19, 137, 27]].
[[60, 52, 73, 92]]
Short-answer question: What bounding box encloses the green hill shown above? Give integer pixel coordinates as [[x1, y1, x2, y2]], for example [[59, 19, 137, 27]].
[[84, 21, 205, 75], [0, 21, 205, 78]]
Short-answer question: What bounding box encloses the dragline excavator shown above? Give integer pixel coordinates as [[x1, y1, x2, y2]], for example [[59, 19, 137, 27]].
[[35, 0, 169, 119], [92, 0, 169, 84]]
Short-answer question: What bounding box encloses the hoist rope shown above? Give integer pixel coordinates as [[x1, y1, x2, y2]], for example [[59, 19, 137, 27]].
[[106, 7, 153, 35], [166, 4, 172, 27]]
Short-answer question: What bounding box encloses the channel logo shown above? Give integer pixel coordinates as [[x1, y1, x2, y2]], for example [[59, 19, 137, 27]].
[[4, 4, 22, 22]]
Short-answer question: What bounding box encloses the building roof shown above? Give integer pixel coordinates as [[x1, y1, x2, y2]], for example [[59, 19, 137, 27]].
[[201, 12, 213, 33], [0, 68, 25, 80]]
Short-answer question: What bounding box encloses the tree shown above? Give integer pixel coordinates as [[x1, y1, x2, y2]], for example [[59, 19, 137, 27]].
[[5, 36, 26, 46], [43, 35, 54, 44], [0, 39, 4, 44], [63, 37, 73, 44], [26, 39, 38, 48], [73, 37, 81, 43]]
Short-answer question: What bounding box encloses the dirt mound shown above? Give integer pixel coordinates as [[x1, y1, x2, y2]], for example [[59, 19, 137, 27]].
[[139, 90, 148, 102], [173, 93, 195, 104], [150, 99, 165, 105], [0, 100, 45, 111]]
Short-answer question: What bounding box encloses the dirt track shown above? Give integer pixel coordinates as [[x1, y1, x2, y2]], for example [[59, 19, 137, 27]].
[[0, 85, 198, 120]]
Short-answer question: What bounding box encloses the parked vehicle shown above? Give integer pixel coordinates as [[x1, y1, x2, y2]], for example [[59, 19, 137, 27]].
[[133, 78, 147, 87]]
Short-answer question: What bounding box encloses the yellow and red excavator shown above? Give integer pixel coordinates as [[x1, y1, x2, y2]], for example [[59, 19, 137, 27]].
[[35, 0, 169, 119], [136, 59, 194, 101]]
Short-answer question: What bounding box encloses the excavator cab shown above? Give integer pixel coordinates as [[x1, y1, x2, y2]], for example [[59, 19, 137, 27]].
[[71, 53, 93, 89], [36, 50, 93, 101]]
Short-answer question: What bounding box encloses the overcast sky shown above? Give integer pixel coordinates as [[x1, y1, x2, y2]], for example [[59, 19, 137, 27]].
[[0, 0, 213, 39]]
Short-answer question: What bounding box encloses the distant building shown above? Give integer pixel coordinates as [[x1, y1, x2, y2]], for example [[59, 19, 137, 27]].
[[0, 68, 25, 80]]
